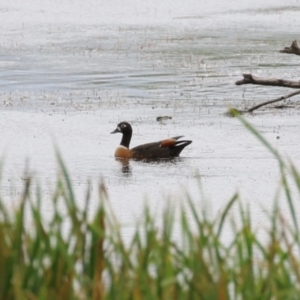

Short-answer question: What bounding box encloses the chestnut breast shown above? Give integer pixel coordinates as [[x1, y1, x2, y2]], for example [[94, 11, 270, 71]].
[[114, 146, 132, 159]]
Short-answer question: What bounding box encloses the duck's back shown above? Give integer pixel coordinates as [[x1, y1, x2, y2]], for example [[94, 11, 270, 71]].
[[131, 142, 171, 159]]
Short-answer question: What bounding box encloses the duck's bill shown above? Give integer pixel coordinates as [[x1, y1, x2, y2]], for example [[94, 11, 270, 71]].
[[111, 127, 121, 134]]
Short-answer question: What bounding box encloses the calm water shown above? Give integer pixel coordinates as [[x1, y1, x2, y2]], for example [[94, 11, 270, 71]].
[[0, 0, 300, 234]]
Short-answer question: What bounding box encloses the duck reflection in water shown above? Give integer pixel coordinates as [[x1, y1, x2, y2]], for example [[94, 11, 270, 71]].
[[115, 158, 132, 175], [116, 156, 185, 176]]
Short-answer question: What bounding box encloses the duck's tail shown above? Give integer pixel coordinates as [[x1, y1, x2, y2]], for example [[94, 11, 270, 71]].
[[160, 137, 192, 157], [171, 140, 192, 156]]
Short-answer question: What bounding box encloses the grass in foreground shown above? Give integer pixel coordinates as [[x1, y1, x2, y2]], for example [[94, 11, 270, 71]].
[[1, 114, 300, 300]]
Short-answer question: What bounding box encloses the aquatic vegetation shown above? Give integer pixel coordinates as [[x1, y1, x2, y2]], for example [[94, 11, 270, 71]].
[[1, 116, 300, 299]]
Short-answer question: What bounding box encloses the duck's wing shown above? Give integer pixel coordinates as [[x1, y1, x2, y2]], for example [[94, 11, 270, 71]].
[[131, 141, 169, 159], [170, 135, 184, 140], [131, 136, 192, 159]]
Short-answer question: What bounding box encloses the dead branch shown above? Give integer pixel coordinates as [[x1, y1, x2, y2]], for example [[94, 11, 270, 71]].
[[233, 40, 300, 114], [236, 74, 300, 89], [280, 40, 300, 56], [247, 89, 300, 112]]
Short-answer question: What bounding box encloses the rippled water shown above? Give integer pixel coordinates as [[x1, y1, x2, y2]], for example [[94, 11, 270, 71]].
[[0, 0, 300, 234]]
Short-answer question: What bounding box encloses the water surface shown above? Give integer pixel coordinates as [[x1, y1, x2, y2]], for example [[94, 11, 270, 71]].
[[0, 0, 300, 235]]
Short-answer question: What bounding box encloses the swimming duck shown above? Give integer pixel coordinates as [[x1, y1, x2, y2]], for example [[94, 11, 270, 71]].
[[111, 122, 192, 159]]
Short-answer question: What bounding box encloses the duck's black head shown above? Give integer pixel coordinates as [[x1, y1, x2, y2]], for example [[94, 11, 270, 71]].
[[111, 122, 133, 148], [111, 122, 132, 135]]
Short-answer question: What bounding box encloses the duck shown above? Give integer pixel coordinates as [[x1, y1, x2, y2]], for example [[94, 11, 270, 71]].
[[111, 121, 192, 159]]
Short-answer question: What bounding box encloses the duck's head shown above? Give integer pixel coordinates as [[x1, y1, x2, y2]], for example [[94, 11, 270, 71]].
[[111, 122, 132, 135]]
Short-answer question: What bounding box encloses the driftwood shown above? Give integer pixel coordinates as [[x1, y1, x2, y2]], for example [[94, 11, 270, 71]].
[[234, 40, 300, 113], [236, 74, 300, 89], [235, 74, 300, 112], [247, 89, 300, 112], [280, 40, 300, 56]]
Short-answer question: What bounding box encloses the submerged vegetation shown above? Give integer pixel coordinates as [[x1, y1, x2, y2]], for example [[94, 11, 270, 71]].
[[1, 115, 300, 300]]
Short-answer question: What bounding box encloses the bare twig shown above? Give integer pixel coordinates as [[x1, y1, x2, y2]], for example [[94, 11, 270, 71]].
[[236, 74, 300, 89], [247, 89, 300, 112], [280, 40, 300, 56]]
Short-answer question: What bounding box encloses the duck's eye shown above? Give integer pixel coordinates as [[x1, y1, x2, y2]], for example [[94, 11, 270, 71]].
[[121, 124, 126, 128]]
